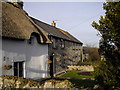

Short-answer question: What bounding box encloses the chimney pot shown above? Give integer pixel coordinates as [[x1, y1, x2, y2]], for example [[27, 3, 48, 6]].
[[51, 21, 56, 27], [7, 0, 23, 9]]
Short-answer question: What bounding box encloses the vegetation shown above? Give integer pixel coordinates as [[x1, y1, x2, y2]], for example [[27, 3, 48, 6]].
[[84, 46, 101, 61], [59, 71, 95, 88], [60, 71, 94, 79], [69, 78, 94, 88], [87, 47, 101, 61], [78, 46, 101, 67], [92, 1, 120, 89]]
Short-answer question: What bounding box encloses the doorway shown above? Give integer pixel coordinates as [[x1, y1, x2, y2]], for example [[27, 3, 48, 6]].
[[14, 61, 24, 77], [50, 56, 54, 77]]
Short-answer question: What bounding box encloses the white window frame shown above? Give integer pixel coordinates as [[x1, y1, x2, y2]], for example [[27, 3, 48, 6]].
[[14, 61, 25, 77]]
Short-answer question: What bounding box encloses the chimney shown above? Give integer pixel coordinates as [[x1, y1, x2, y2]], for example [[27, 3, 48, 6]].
[[7, 0, 23, 9], [51, 21, 56, 27]]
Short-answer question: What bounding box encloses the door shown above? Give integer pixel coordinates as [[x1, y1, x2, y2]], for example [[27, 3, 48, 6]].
[[50, 56, 53, 77], [14, 61, 24, 77]]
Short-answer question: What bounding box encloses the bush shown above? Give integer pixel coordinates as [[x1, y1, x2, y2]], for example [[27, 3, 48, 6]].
[[92, 1, 120, 89], [94, 61, 120, 89]]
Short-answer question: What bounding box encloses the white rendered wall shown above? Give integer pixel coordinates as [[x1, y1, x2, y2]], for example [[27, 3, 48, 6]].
[[2, 37, 48, 80]]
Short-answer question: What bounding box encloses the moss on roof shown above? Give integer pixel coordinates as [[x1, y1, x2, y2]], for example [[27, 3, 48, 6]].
[[58, 29, 82, 44]]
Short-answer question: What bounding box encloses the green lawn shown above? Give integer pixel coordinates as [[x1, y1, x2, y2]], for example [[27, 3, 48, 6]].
[[59, 71, 94, 79], [56, 71, 95, 88], [59, 71, 95, 88]]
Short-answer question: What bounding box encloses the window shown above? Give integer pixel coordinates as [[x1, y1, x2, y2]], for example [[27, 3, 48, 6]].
[[71, 42, 74, 46], [14, 62, 24, 77], [52, 38, 56, 48], [28, 36, 34, 44], [61, 39, 65, 48], [74, 43, 77, 46]]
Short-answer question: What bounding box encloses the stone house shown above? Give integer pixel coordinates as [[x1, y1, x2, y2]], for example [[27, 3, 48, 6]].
[[31, 18, 83, 76]]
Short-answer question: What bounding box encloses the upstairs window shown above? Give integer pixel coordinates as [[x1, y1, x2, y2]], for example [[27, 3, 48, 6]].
[[52, 38, 56, 48], [61, 39, 65, 49], [74, 43, 77, 46]]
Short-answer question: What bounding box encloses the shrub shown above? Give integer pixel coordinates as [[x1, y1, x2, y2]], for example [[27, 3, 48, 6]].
[[94, 61, 120, 89]]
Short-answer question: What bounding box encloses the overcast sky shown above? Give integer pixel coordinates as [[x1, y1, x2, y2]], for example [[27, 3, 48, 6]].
[[24, 2, 105, 47]]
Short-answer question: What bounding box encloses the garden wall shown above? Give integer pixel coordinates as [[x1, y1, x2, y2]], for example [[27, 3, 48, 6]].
[[0, 75, 73, 88], [67, 65, 94, 71]]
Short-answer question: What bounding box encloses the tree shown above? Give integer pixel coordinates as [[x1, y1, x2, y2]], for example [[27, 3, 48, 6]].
[[83, 46, 100, 61], [92, 1, 120, 89]]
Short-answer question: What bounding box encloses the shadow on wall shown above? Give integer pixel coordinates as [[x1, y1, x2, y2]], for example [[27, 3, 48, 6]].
[[26, 66, 48, 80]]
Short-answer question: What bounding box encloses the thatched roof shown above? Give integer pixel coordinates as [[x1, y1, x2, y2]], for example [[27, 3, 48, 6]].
[[1, 2, 51, 43], [31, 17, 82, 44]]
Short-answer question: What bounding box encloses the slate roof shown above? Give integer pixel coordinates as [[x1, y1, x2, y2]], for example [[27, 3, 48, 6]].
[[31, 17, 70, 40], [31, 17, 83, 44], [58, 29, 82, 44], [1, 2, 51, 43]]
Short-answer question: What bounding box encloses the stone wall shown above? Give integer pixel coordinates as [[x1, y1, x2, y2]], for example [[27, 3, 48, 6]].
[[67, 65, 94, 71], [0, 75, 73, 89], [48, 36, 83, 75]]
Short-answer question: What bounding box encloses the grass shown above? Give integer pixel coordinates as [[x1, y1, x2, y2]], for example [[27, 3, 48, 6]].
[[58, 71, 95, 88], [51, 77, 95, 88], [59, 71, 94, 79]]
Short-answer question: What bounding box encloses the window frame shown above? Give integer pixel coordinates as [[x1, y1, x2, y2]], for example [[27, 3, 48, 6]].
[[14, 61, 24, 77]]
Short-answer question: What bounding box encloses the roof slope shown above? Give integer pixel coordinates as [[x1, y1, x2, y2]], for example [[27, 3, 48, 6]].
[[1, 2, 51, 43], [58, 29, 82, 44], [31, 17, 82, 44], [31, 17, 71, 40]]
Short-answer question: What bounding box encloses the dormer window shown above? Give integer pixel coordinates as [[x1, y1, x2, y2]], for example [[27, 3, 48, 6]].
[[28, 36, 34, 45]]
